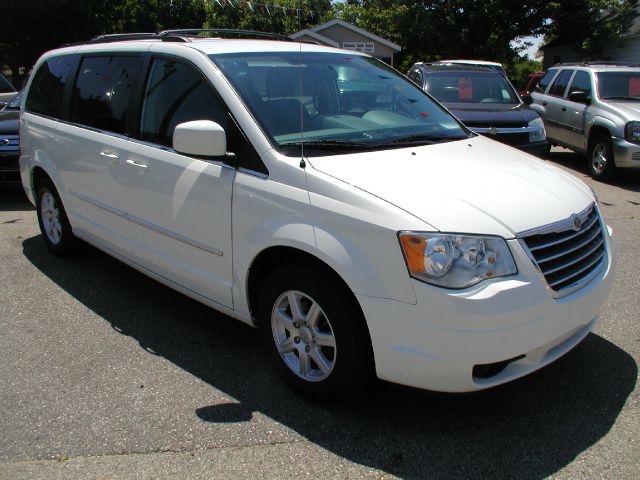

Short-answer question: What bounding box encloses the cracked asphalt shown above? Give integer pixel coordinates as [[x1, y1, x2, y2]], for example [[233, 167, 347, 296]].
[[1, 147, 638, 479]]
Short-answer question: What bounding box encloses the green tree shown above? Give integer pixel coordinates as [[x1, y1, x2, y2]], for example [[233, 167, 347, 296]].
[[205, 1, 331, 35], [542, 0, 636, 58], [0, 1, 208, 87]]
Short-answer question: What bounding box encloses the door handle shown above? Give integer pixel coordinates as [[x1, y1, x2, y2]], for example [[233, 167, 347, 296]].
[[100, 151, 120, 165], [542, 101, 547, 106], [125, 159, 148, 169], [561, 107, 566, 111]]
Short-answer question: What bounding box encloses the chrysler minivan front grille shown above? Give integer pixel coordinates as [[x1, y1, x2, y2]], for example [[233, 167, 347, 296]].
[[519, 204, 606, 297]]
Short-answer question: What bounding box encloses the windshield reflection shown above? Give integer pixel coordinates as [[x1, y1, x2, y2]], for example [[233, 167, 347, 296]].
[[211, 51, 468, 154]]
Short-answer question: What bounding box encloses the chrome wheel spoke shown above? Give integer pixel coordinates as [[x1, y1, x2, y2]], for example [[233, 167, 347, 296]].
[[299, 351, 311, 376], [278, 336, 296, 353], [305, 302, 322, 327], [310, 348, 331, 374], [274, 309, 295, 331], [287, 292, 304, 323], [313, 330, 336, 348]]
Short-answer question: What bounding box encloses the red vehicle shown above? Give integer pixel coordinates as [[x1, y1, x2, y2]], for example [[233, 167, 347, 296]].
[[519, 72, 544, 96]]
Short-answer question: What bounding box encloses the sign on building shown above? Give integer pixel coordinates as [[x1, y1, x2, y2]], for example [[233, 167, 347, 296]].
[[342, 41, 375, 53]]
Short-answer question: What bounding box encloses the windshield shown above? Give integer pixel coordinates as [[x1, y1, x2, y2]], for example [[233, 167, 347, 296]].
[[596, 71, 640, 100], [210, 51, 468, 154], [5, 90, 23, 110], [424, 71, 520, 104], [0, 75, 16, 94]]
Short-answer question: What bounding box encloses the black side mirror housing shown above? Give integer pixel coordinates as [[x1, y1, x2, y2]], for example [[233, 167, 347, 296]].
[[521, 93, 533, 105], [568, 90, 591, 105]]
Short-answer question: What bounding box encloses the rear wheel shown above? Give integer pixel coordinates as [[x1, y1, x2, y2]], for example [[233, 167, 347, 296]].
[[258, 266, 372, 400], [36, 178, 76, 256], [588, 134, 617, 180]]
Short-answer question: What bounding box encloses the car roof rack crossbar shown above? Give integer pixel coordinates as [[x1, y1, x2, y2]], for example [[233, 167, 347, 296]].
[[158, 28, 291, 41]]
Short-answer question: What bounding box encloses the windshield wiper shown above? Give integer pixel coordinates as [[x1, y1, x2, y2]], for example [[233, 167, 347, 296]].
[[279, 139, 373, 150], [375, 134, 465, 146], [602, 96, 640, 101]]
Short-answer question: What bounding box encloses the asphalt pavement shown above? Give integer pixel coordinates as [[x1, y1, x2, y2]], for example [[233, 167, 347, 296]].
[[1, 147, 638, 479]]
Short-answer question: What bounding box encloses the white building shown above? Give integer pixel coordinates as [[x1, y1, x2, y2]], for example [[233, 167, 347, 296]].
[[291, 19, 401, 66]]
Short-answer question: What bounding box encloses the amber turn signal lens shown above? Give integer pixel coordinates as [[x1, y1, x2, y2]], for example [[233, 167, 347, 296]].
[[399, 234, 426, 273]]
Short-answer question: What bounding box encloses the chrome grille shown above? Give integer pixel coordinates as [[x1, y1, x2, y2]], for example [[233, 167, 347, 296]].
[[0, 134, 19, 153], [519, 204, 606, 297]]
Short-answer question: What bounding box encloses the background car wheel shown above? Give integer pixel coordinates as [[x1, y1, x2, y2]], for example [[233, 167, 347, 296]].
[[36, 178, 76, 256], [588, 134, 617, 180], [540, 141, 551, 158], [258, 266, 372, 400]]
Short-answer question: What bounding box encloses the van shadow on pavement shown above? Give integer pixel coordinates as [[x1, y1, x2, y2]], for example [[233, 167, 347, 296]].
[[23, 236, 637, 479]]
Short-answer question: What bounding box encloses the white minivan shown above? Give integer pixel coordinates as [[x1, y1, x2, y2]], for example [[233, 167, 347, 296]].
[[20, 31, 616, 399]]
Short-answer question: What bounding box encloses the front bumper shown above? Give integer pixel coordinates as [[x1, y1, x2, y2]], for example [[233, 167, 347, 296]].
[[358, 227, 616, 392], [612, 136, 640, 169]]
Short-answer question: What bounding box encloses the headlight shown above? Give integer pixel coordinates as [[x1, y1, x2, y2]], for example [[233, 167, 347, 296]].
[[399, 232, 517, 288], [528, 117, 546, 142], [625, 121, 640, 143]]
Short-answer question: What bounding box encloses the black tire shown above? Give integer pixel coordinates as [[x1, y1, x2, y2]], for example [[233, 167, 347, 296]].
[[588, 134, 617, 181], [35, 178, 76, 256], [540, 141, 551, 158], [258, 266, 372, 400]]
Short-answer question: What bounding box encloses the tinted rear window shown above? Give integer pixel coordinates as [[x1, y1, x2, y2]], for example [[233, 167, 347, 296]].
[[26, 55, 76, 118], [536, 69, 557, 93], [70, 56, 140, 134], [548, 70, 574, 97]]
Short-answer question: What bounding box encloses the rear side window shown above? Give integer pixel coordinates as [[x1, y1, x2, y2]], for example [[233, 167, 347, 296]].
[[70, 56, 140, 134], [548, 70, 574, 97], [139, 58, 228, 147], [536, 69, 557, 93], [26, 55, 76, 118], [568, 71, 592, 97]]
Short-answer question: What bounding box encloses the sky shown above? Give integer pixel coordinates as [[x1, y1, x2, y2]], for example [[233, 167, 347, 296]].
[[511, 35, 545, 60]]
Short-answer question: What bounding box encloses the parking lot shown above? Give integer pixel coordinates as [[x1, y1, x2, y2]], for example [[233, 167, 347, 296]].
[[1, 147, 638, 479]]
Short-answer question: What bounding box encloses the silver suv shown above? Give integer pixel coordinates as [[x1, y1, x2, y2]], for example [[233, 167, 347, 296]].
[[530, 63, 640, 180]]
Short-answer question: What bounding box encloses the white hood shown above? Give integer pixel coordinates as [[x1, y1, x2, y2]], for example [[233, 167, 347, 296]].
[[307, 136, 594, 237]]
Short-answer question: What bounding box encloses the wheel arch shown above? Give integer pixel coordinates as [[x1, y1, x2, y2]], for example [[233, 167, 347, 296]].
[[587, 125, 612, 147], [246, 245, 375, 365], [31, 166, 53, 193]]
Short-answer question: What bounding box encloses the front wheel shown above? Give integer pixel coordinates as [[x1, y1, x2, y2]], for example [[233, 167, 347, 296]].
[[588, 134, 617, 180], [36, 178, 76, 256], [258, 266, 372, 400]]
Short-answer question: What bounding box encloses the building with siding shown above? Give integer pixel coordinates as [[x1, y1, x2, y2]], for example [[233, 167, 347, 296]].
[[291, 19, 401, 66], [541, 4, 640, 68]]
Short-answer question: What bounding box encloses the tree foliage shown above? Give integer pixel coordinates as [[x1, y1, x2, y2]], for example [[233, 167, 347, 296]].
[[543, 0, 636, 58], [0, 0, 635, 88], [205, 1, 332, 36]]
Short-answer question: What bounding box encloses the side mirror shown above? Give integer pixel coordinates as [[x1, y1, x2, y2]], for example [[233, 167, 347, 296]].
[[521, 93, 533, 105], [568, 90, 591, 105], [173, 120, 227, 157]]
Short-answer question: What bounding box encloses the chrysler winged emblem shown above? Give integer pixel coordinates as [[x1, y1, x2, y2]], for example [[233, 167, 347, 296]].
[[571, 215, 582, 231], [0, 138, 9, 146], [487, 127, 497, 135]]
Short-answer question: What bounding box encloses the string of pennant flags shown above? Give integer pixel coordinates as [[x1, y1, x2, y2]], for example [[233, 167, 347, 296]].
[[213, 0, 322, 21]]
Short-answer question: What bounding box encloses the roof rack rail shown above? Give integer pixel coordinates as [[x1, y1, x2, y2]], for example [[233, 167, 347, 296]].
[[555, 61, 640, 67], [158, 28, 291, 41], [65, 33, 189, 47]]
